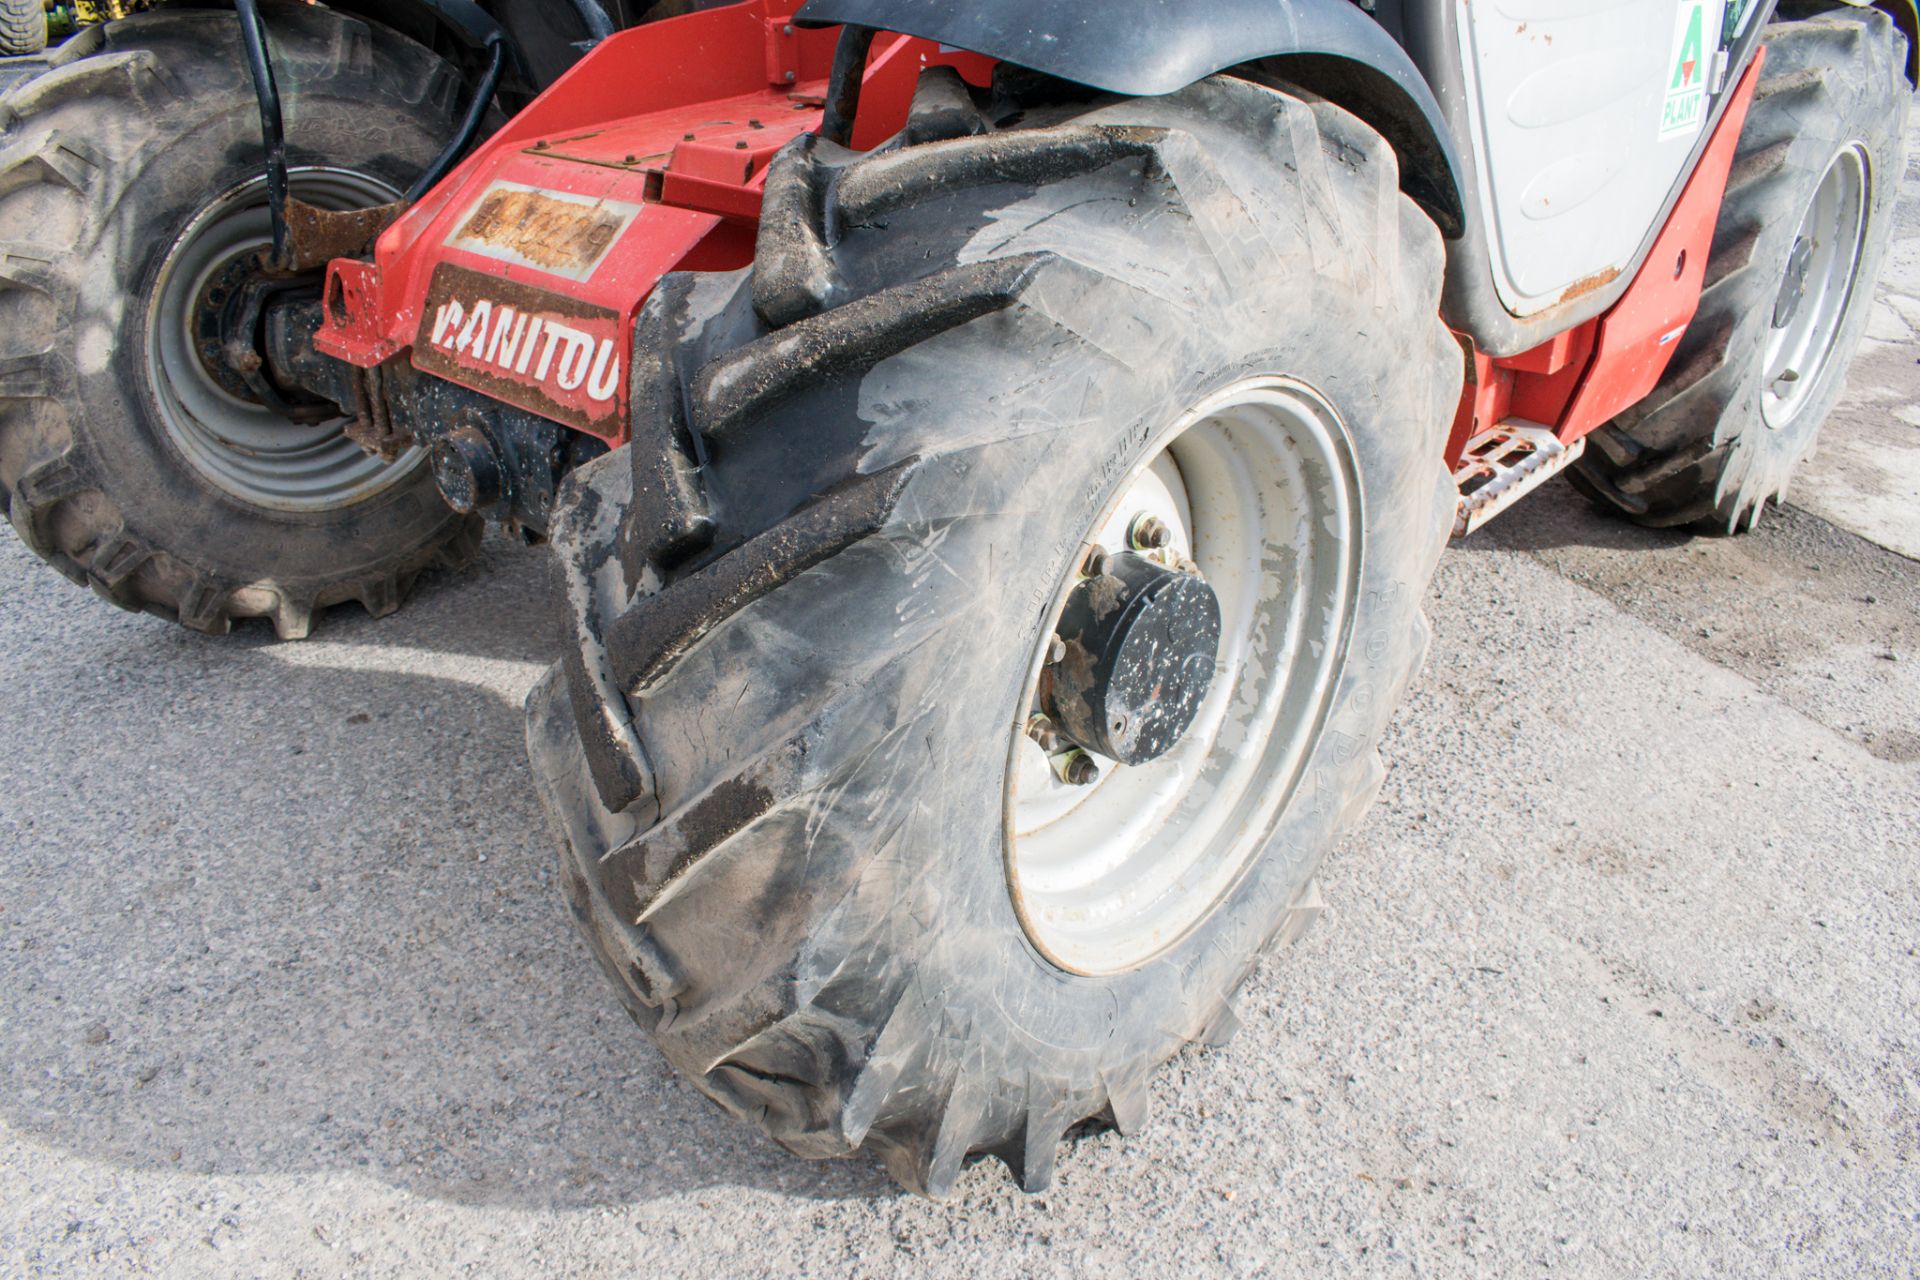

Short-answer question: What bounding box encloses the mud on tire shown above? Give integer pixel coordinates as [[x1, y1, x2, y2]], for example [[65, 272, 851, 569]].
[[1576, 2, 1912, 532], [0, 5, 479, 638], [530, 71, 1460, 1195]]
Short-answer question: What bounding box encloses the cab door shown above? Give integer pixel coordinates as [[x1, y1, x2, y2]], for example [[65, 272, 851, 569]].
[[1456, 0, 1751, 315]]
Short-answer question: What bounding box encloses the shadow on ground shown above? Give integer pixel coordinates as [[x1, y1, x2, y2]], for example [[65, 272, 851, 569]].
[[0, 533, 899, 1210], [1446, 480, 1920, 763]]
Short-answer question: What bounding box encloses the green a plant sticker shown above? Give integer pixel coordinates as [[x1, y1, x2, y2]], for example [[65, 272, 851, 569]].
[[1660, 0, 1719, 140]]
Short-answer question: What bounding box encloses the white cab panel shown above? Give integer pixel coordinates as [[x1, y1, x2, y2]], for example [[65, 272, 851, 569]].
[[1456, 0, 1725, 315]]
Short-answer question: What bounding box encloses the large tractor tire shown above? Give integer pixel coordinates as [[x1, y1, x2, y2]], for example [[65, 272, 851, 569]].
[[0, 6, 479, 639], [1576, 2, 1912, 532], [0, 0, 45, 58], [529, 71, 1460, 1195]]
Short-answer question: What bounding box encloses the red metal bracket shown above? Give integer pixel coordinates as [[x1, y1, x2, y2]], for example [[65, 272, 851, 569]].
[[315, 259, 400, 365], [763, 13, 800, 86]]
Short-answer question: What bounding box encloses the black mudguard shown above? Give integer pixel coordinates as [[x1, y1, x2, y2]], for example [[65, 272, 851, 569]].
[[797, 0, 1464, 233]]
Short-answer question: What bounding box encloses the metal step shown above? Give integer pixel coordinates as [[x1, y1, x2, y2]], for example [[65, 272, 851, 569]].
[[1452, 421, 1586, 536]]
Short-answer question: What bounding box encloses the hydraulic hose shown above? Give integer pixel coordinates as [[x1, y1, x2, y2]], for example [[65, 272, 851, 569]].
[[407, 34, 507, 203], [233, 0, 290, 266], [233, 1, 515, 230], [819, 25, 875, 146]]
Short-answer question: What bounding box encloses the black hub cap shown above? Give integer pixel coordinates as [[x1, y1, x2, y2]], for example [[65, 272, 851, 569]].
[[1043, 551, 1223, 765]]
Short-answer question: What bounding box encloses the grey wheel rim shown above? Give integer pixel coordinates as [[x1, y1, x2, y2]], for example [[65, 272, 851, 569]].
[[145, 167, 423, 512], [1763, 142, 1871, 430]]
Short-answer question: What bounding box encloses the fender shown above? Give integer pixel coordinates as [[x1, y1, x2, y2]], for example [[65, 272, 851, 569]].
[[794, 0, 1466, 234]]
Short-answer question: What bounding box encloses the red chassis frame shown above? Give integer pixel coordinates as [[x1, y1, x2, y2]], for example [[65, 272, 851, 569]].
[[314, 0, 1764, 473]]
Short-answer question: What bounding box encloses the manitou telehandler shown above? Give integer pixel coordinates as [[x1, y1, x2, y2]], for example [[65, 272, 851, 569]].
[[0, 0, 1909, 1195]]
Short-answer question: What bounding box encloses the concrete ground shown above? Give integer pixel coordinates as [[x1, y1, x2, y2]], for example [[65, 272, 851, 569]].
[[4, 99, 1920, 1280]]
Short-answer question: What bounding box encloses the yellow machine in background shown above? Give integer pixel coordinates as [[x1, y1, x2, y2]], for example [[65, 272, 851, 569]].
[[53, 0, 155, 33]]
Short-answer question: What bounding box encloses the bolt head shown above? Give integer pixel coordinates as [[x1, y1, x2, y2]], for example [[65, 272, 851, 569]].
[[1128, 513, 1172, 550], [1025, 713, 1066, 754], [1064, 752, 1099, 786]]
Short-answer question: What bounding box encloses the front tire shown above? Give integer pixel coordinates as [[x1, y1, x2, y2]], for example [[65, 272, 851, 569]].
[[1577, 3, 1912, 532], [531, 72, 1459, 1195], [0, 6, 479, 638]]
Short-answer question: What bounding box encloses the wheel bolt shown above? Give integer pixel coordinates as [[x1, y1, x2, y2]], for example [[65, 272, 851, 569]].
[[1128, 513, 1171, 550], [1077, 543, 1108, 578], [1057, 749, 1099, 786], [1025, 712, 1066, 753]]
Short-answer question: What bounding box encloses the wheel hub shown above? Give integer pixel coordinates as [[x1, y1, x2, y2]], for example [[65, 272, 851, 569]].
[[1773, 234, 1815, 331], [188, 246, 335, 423], [1762, 142, 1871, 429], [1043, 550, 1221, 765], [146, 166, 422, 512]]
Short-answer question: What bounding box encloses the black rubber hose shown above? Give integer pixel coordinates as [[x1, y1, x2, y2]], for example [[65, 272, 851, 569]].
[[819, 25, 874, 146], [233, 0, 290, 266], [406, 36, 507, 204]]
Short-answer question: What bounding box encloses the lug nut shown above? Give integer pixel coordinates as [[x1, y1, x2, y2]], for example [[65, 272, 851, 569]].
[[1046, 635, 1066, 665], [1059, 752, 1105, 790], [1025, 712, 1066, 754], [1128, 513, 1172, 550], [1077, 543, 1108, 578], [1030, 717, 1099, 785], [1054, 749, 1099, 787]]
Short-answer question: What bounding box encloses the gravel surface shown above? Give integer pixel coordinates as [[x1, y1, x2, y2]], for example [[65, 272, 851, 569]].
[[4, 89, 1920, 1280]]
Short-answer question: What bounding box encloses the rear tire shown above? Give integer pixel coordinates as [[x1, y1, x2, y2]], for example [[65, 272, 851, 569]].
[[0, 6, 479, 638], [530, 72, 1458, 1195], [1576, 3, 1912, 532]]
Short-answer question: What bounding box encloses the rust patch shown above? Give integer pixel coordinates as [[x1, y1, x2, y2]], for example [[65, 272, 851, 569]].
[[446, 182, 639, 281], [1559, 266, 1622, 305], [281, 197, 405, 273], [345, 362, 411, 460]]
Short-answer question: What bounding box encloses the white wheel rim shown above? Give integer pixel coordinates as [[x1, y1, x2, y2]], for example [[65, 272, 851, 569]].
[[1003, 376, 1364, 976], [1762, 142, 1870, 430]]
